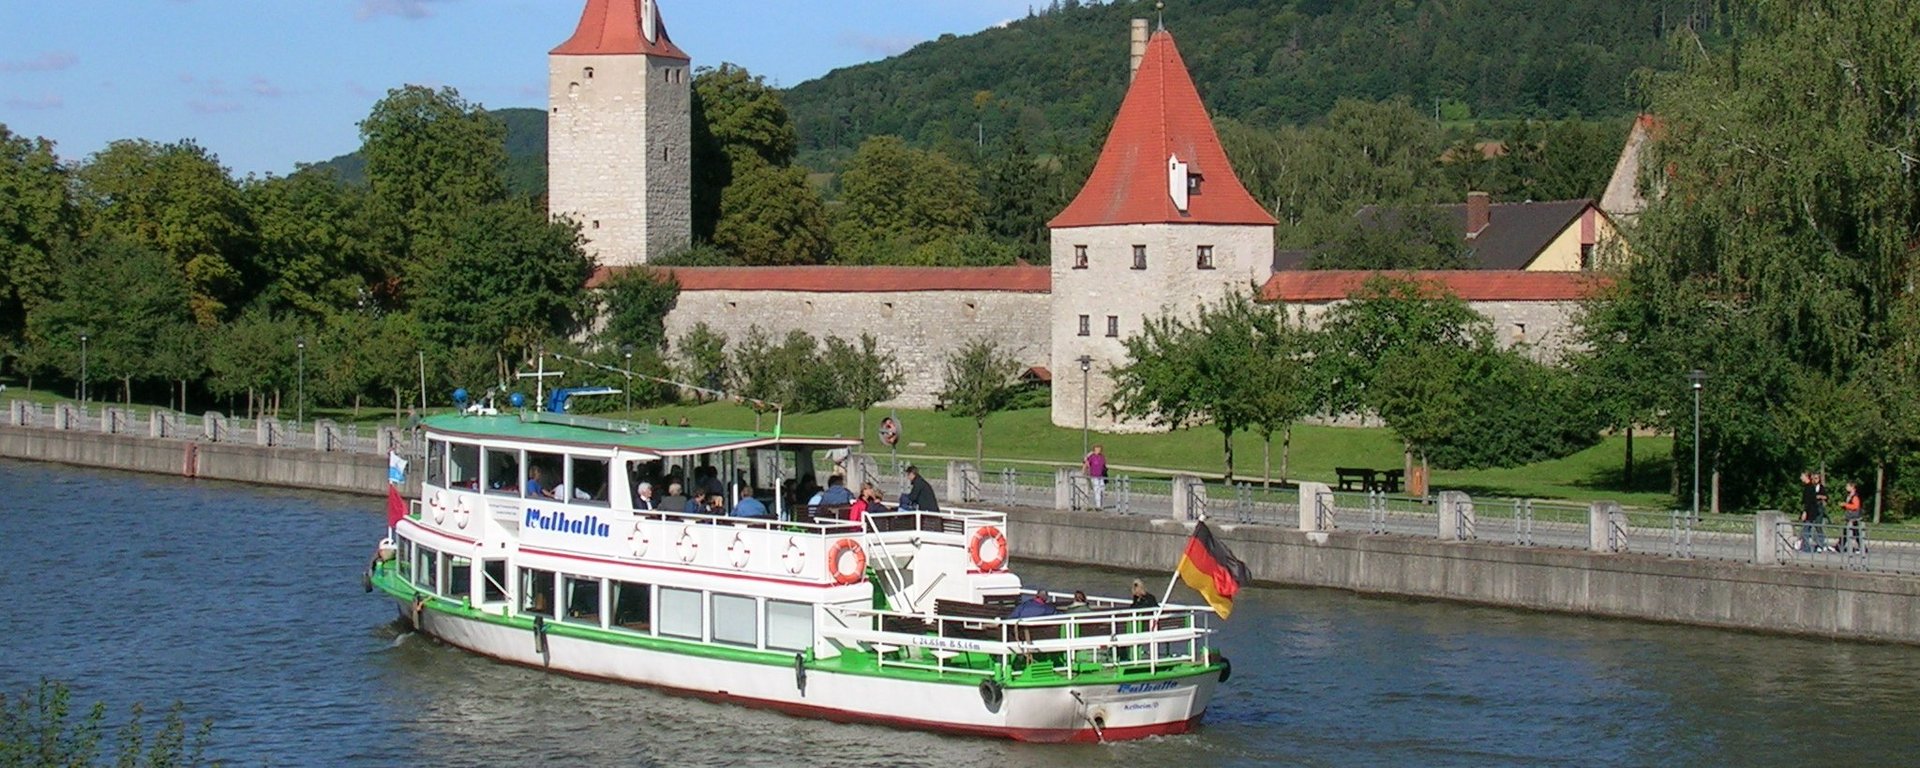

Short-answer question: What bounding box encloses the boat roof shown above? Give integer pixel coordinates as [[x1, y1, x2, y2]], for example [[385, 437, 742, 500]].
[[422, 413, 861, 457]]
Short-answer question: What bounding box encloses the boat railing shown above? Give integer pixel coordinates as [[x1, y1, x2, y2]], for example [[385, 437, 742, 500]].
[[821, 599, 1213, 681], [860, 507, 1006, 545]]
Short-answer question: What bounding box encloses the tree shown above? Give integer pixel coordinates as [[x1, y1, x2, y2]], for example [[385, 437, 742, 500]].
[[0, 125, 73, 351], [692, 63, 800, 241], [73, 139, 251, 326], [980, 130, 1056, 263], [825, 332, 904, 441], [242, 169, 376, 319], [410, 200, 593, 360], [0, 679, 214, 768], [205, 308, 307, 419], [937, 337, 1020, 467], [674, 322, 729, 400], [831, 136, 983, 263], [358, 85, 508, 304], [1312, 276, 1489, 417], [597, 267, 680, 352], [712, 155, 830, 265], [22, 238, 200, 404]]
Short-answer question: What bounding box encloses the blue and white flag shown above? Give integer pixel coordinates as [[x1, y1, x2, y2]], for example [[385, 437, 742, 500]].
[[388, 451, 409, 485]]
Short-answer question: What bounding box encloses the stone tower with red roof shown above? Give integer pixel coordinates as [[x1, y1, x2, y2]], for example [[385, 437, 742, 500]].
[[549, 0, 692, 266], [1049, 27, 1277, 431]]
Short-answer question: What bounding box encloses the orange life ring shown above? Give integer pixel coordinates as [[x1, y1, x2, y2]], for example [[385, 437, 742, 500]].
[[968, 526, 1008, 572], [826, 538, 867, 585]]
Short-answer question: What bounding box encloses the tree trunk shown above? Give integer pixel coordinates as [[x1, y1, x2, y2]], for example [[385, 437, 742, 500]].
[[1710, 469, 1721, 515], [1280, 425, 1293, 484], [394, 387, 402, 422], [858, 409, 868, 447], [1262, 435, 1272, 489], [1221, 428, 1235, 481], [975, 418, 985, 468], [1624, 429, 1634, 489], [247, 388, 254, 421], [122, 376, 131, 406], [1874, 463, 1885, 525]]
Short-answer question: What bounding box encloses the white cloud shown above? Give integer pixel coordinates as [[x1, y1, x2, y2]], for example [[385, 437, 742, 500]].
[[249, 76, 284, 98], [0, 51, 78, 73]]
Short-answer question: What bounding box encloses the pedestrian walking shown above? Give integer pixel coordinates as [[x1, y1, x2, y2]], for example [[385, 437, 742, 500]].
[[1084, 444, 1107, 510]]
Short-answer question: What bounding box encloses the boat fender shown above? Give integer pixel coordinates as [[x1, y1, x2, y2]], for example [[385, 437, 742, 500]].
[[1218, 655, 1232, 683], [676, 525, 699, 564], [533, 615, 548, 655], [967, 525, 1008, 572], [629, 522, 649, 558], [727, 532, 752, 570], [978, 678, 1004, 710], [780, 537, 806, 575], [793, 652, 807, 695], [826, 538, 867, 585], [410, 592, 426, 630]]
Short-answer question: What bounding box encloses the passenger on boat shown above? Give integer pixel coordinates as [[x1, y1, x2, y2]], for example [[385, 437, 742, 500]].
[[731, 487, 771, 519], [685, 492, 709, 515], [903, 466, 940, 512], [525, 467, 554, 499], [634, 482, 656, 510], [819, 475, 854, 507], [659, 482, 688, 512], [1065, 591, 1091, 612], [1007, 588, 1060, 619], [1128, 578, 1159, 609], [848, 482, 884, 522]]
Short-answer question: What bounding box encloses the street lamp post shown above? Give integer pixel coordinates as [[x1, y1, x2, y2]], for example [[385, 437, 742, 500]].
[[1688, 368, 1706, 519], [296, 337, 307, 425], [1077, 355, 1092, 457], [623, 346, 634, 415], [79, 333, 89, 403]]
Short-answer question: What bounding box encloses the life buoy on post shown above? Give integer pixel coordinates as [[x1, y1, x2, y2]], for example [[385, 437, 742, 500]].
[[967, 526, 1008, 572], [826, 538, 867, 585]]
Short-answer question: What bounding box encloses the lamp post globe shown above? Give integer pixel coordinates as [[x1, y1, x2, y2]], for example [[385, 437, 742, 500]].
[[1687, 368, 1706, 518], [1077, 355, 1093, 457], [623, 346, 634, 415]]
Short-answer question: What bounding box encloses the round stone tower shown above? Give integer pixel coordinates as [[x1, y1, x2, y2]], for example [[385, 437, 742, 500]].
[[549, 0, 693, 266]]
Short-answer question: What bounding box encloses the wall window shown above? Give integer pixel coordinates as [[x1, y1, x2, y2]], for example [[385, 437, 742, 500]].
[[569, 455, 611, 505], [711, 594, 759, 648], [563, 574, 603, 626], [1072, 245, 1088, 269], [1077, 315, 1090, 337], [520, 568, 556, 618], [444, 555, 472, 599], [427, 440, 447, 487], [658, 588, 703, 640], [766, 600, 813, 652], [1196, 245, 1215, 270], [583, 67, 595, 80], [612, 580, 652, 633], [484, 448, 519, 495], [1132, 244, 1147, 270], [481, 559, 508, 603], [449, 443, 479, 490], [1106, 316, 1120, 337], [1580, 243, 1596, 270]]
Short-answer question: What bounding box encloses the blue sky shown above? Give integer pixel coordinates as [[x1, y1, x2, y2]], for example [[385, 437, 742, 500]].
[[0, 0, 1036, 177]]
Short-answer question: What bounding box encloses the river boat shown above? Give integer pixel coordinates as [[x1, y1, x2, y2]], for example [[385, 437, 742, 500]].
[[367, 409, 1230, 742]]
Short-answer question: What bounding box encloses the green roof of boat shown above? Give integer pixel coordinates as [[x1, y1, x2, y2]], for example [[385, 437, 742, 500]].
[[422, 413, 860, 455]]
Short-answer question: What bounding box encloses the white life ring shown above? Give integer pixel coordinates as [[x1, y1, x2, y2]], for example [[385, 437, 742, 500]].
[[452, 495, 472, 530], [430, 495, 446, 524], [726, 532, 752, 570], [676, 525, 699, 564], [780, 537, 806, 575], [629, 522, 650, 558]]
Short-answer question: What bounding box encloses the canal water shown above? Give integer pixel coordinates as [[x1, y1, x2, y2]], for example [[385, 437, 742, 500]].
[[4, 458, 1917, 767]]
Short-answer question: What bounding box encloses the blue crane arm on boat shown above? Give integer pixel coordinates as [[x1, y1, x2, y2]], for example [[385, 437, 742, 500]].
[[546, 386, 621, 413]]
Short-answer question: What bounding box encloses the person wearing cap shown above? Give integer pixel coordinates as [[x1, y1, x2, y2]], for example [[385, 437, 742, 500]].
[[1008, 587, 1059, 619], [903, 465, 940, 512]]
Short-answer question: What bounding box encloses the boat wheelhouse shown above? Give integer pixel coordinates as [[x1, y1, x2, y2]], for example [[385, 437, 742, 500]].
[[369, 410, 1228, 742]]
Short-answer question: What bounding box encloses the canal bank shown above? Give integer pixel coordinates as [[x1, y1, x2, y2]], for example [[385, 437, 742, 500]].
[[3, 419, 1914, 646]]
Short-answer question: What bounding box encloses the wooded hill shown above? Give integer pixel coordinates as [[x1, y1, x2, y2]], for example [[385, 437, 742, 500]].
[[783, 0, 1729, 159]]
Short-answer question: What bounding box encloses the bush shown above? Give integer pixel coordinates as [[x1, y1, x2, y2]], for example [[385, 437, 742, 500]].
[[0, 680, 213, 768]]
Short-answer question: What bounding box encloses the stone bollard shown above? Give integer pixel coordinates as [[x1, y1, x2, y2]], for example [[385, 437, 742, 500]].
[[378, 426, 402, 455], [1054, 467, 1080, 510], [947, 461, 980, 503], [1171, 474, 1206, 520], [149, 410, 169, 438], [53, 403, 76, 430], [313, 419, 339, 451], [1296, 481, 1332, 531], [256, 417, 279, 446], [1589, 501, 1623, 552], [1755, 510, 1785, 565], [1438, 490, 1474, 541], [846, 453, 876, 491], [7, 400, 23, 427]]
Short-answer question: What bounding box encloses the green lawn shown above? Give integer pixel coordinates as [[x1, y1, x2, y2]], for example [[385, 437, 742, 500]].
[[0, 381, 1680, 509]]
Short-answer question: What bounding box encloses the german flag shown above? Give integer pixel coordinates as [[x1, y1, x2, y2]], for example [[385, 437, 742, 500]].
[[1176, 521, 1251, 619]]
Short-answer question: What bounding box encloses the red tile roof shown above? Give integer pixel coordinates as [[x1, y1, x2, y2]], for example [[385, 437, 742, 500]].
[[589, 265, 1052, 293], [1259, 270, 1610, 303], [551, 0, 689, 59], [1049, 30, 1276, 229]]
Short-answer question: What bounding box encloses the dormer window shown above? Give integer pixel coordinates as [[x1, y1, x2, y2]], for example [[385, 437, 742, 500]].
[[1188, 173, 1204, 196]]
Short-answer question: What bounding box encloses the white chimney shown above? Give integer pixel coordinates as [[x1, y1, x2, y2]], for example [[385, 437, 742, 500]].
[[642, 0, 659, 43], [1168, 154, 1189, 212]]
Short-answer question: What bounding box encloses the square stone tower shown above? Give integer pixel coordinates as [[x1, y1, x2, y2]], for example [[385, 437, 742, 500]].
[[549, 0, 692, 266], [1048, 27, 1278, 432]]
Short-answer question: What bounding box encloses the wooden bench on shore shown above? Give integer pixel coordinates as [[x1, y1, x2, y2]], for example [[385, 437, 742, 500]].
[[1335, 467, 1376, 491]]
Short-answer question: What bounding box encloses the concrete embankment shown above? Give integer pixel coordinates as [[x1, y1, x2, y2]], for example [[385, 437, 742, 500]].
[[5, 422, 1915, 645]]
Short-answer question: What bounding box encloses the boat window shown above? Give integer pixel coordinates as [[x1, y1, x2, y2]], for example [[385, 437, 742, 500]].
[[526, 450, 565, 500], [427, 440, 447, 487], [519, 568, 556, 619], [568, 455, 611, 506], [765, 600, 812, 652], [397, 538, 415, 582], [480, 559, 508, 603], [449, 443, 480, 490], [711, 594, 759, 648], [445, 555, 472, 599], [612, 580, 652, 633], [658, 587, 703, 640], [563, 574, 602, 626], [418, 547, 440, 593], [484, 448, 519, 495]]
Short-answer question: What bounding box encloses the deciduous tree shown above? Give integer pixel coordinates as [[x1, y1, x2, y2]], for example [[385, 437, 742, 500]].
[[937, 337, 1020, 466]]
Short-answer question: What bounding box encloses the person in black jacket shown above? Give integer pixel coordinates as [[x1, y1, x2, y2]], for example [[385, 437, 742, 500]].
[[903, 465, 940, 512]]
